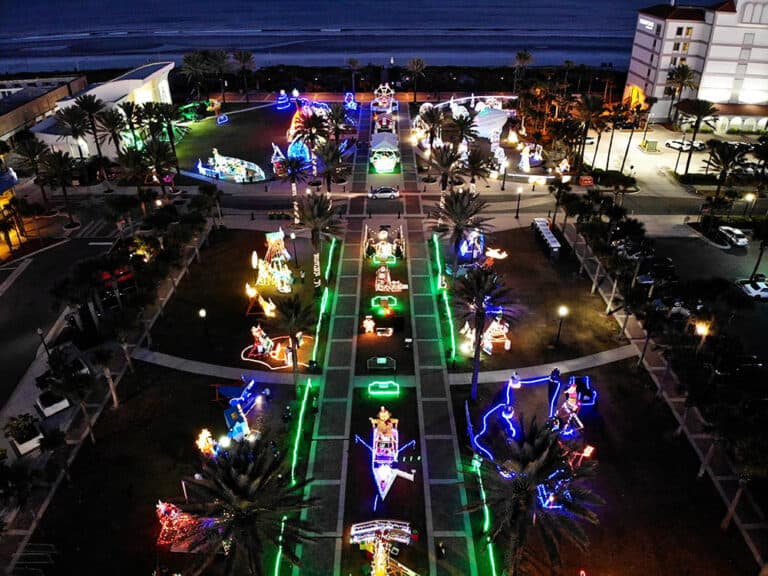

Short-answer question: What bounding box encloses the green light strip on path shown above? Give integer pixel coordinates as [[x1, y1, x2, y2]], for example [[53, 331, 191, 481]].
[[433, 234, 456, 360], [273, 515, 287, 576], [473, 458, 499, 576], [291, 378, 313, 485], [433, 233, 443, 278], [442, 290, 456, 360], [312, 287, 329, 362], [324, 237, 336, 282]]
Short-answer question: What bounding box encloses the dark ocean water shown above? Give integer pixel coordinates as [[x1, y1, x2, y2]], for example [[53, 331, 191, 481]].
[[0, 0, 655, 72]]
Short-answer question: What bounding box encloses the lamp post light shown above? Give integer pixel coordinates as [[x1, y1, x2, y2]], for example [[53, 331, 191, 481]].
[[515, 186, 523, 219], [36, 327, 51, 361], [555, 305, 569, 346], [501, 160, 508, 191], [743, 193, 756, 217], [198, 308, 208, 341], [290, 232, 299, 267], [695, 321, 710, 353]]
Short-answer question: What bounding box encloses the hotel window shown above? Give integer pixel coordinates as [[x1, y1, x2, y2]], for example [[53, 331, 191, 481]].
[[685, 27, 693, 36], [671, 57, 678, 66], [647, 68, 652, 78], [682, 42, 689, 51], [653, 39, 657, 48], [676, 26, 683, 35], [650, 54, 655, 62], [679, 58, 687, 66], [656, 24, 662, 36], [743, 33, 755, 45], [673, 42, 680, 51]]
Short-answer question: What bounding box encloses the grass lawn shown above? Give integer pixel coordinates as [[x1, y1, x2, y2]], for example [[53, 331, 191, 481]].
[[175, 104, 293, 174], [438, 227, 619, 372], [29, 362, 309, 576], [451, 359, 756, 576], [152, 228, 337, 371]]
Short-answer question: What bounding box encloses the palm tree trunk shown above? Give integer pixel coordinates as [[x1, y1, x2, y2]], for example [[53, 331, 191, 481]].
[[166, 123, 180, 173], [34, 169, 49, 206], [591, 131, 603, 167], [684, 125, 699, 175], [61, 184, 76, 226], [80, 401, 95, 444], [751, 242, 765, 280], [470, 312, 484, 401], [621, 127, 636, 173], [104, 366, 119, 408], [242, 70, 249, 103], [604, 126, 616, 171]]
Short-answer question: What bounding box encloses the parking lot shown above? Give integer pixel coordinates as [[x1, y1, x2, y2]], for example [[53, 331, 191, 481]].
[[652, 235, 768, 358]]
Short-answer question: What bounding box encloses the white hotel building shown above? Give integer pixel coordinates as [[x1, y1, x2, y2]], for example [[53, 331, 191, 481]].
[[624, 1, 768, 133]]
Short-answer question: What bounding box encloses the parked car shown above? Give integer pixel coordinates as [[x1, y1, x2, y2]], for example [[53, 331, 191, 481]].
[[736, 279, 768, 300], [368, 186, 400, 199], [726, 141, 755, 153], [718, 226, 749, 247], [664, 139, 705, 152], [584, 136, 596, 145], [614, 241, 652, 260], [639, 256, 675, 274]]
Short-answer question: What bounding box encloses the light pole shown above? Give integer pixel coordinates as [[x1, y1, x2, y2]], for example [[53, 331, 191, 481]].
[[501, 160, 508, 191], [555, 305, 569, 346], [515, 186, 522, 219], [743, 193, 756, 217], [290, 232, 299, 267], [198, 308, 208, 342], [36, 327, 51, 361]]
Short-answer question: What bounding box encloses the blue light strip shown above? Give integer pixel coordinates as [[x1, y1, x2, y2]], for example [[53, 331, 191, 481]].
[[398, 440, 416, 454]]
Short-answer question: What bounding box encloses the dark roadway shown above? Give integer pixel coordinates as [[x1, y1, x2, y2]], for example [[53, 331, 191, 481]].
[[0, 239, 110, 407]]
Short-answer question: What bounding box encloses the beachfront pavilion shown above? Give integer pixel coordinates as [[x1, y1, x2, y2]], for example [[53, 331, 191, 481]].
[[31, 62, 174, 159]]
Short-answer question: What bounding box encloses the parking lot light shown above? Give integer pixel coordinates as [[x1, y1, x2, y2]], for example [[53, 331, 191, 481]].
[[556, 305, 569, 346], [695, 321, 710, 352]]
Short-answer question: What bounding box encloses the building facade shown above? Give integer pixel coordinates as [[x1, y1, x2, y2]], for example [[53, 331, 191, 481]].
[[624, 1, 768, 132], [31, 62, 174, 159]]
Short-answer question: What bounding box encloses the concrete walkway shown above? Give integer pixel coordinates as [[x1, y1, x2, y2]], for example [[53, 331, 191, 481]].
[[447, 344, 638, 386], [131, 347, 296, 384]]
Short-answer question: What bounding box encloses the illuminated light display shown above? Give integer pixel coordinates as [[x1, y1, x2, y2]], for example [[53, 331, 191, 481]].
[[275, 89, 291, 110], [156, 501, 201, 549], [241, 326, 313, 371], [485, 248, 508, 260], [471, 456, 499, 576], [370, 132, 401, 174], [324, 237, 337, 282], [311, 287, 329, 362], [355, 406, 415, 501], [459, 315, 511, 356], [371, 83, 398, 113], [251, 229, 294, 294], [367, 381, 401, 397], [291, 379, 312, 485], [376, 327, 394, 338], [344, 91, 358, 111], [375, 265, 408, 293], [366, 226, 404, 263], [459, 229, 485, 261], [195, 428, 215, 458], [363, 315, 376, 334], [216, 113, 230, 125], [350, 520, 416, 576], [196, 147, 266, 183]]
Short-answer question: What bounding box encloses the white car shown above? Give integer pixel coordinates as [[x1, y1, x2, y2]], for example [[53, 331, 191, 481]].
[[368, 186, 400, 199], [664, 139, 705, 152], [584, 136, 596, 145], [718, 226, 749, 247], [736, 280, 768, 300]]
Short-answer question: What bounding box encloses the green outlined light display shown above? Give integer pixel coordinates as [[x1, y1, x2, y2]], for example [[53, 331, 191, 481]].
[[312, 287, 329, 362], [472, 456, 499, 576], [433, 234, 456, 360], [291, 378, 313, 485], [371, 295, 398, 308], [372, 254, 397, 266], [367, 380, 401, 397], [324, 237, 336, 282], [272, 515, 287, 576]]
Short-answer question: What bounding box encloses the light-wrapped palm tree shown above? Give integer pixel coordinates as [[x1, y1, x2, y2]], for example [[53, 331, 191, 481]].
[[454, 267, 515, 401], [294, 191, 343, 288], [463, 418, 603, 575], [274, 295, 317, 393], [181, 437, 317, 575], [429, 188, 491, 283]]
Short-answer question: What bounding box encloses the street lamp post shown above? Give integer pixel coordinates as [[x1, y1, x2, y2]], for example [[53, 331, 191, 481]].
[[515, 186, 523, 219], [743, 193, 756, 217], [290, 232, 299, 267], [198, 308, 208, 342], [695, 321, 710, 353], [36, 327, 51, 361], [501, 161, 508, 191], [555, 305, 569, 346]]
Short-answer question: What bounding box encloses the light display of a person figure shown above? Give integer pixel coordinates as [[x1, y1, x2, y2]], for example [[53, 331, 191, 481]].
[[518, 144, 531, 172]]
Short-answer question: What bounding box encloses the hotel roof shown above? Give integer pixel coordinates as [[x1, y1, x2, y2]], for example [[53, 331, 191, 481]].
[[0, 87, 50, 116], [111, 62, 173, 82], [639, 4, 707, 21]]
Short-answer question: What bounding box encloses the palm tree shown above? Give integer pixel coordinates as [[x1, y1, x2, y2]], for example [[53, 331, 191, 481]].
[[95, 108, 126, 156], [419, 106, 444, 150], [55, 106, 89, 163], [326, 103, 347, 143], [293, 113, 329, 177], [75, 94, 106, 167], [231, 49, 255, 102], [315, 140, 351, 193], [677, 99, 718, 175], [640, 96, 659, 144], [703, 140, 747, 198], [603, 102, 626, 171], [280, 157, 312, 197], [40, 150, 77, 227], [666, 64, 698, 123], [450, 114, 479, 149], [118, 101, 142, 149], [207, 49, 230, 104], [454, 267, 514, 401], [428, 188, 491, 283], [181, 437, 317, 575], [548, 180, 572, 228], [143, 139, 176, 195], [294, 192, 343, 289], [462, 148, 492, 194], [0, 220, 14, 253], [463, 418, 603, 575], [117, 147, 149, 191], [407, 58, 426, 103], [347, 57, 360, 93], [560, 191, 584, 230], [431, 144, 462, 192], [513, 50, 533, 94], [274, 295, 317, 393], [13, 137, 50, 206], [154, 103, 183, 173], [181, 50, 210, 99], [572, 94, 607, 173]]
